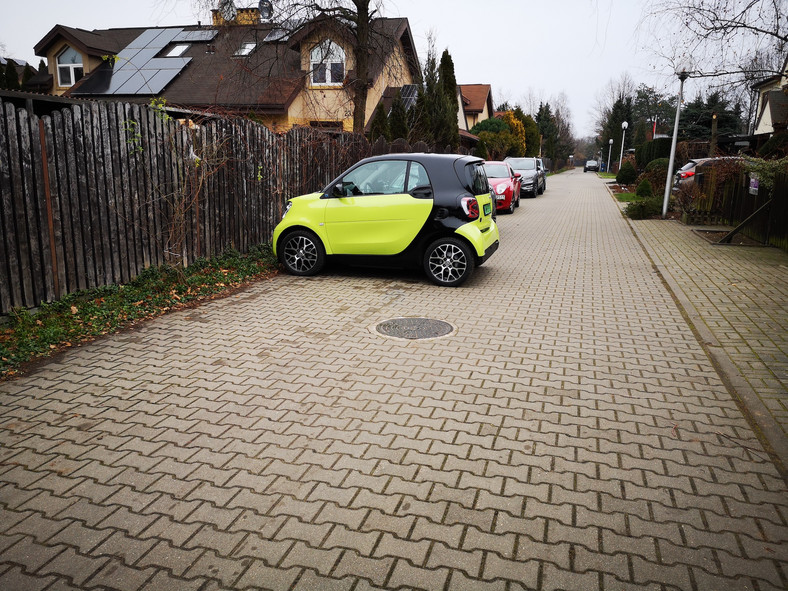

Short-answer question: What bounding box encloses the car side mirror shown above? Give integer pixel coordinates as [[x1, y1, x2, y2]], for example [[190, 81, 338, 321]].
[[330, 183, 344, 198], [514, 172, 521, 179]]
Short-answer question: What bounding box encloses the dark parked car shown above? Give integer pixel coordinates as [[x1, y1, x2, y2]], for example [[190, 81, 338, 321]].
[[505, 157, 546, 198], [584, 160, 599, 172], [273, 153, 500, 287]]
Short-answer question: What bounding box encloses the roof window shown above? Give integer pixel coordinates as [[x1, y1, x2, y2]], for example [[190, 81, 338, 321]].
[[165, 44, 190, 57], [234, 42, 256, 56]]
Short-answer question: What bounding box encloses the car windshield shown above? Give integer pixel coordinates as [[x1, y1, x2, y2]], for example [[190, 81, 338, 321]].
[[678, 161, 697, 172], [506, 159, 535, 170], [484, 164, 510, 178], [587, 160, 597, 165]]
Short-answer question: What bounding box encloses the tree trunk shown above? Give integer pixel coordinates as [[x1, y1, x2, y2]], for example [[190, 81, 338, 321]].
[[352, 0, 370, 134]]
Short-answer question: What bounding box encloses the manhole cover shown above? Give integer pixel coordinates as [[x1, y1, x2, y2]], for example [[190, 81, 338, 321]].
[[375, 317, 455, 340]]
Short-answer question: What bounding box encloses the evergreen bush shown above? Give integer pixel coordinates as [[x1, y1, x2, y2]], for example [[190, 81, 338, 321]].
[[369, 104, 391, 142], [616, 160, 637, 185], [635, 179, 653, 198], [625, 197, 661, 220], [638, 158, 669, 195]]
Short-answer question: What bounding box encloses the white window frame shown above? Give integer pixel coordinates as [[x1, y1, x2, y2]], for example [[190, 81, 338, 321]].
[[165, 44, 190, 57], [310, 40, 345, 86], [56, 46, 84, 88], [234, 42, 256, 57]]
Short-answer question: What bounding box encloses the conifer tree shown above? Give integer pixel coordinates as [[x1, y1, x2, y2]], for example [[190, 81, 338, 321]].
[[369, 103, 391, 142], [22, 64, 35, 87], [410, 42, 459, 149], [389, 90, 409, 140], [4, 61, 20, 90]]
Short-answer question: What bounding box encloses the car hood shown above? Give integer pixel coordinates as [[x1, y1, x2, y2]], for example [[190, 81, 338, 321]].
[[514, 170, 537, 180]]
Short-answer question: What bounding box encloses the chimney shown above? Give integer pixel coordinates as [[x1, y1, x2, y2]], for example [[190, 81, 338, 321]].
[[211, 7, 260, 26]]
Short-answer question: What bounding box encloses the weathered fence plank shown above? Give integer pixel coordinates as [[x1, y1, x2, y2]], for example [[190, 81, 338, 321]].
[[0, 103, 17, 311], [1, 96, 454, 314], [7, 105, 36, 307]]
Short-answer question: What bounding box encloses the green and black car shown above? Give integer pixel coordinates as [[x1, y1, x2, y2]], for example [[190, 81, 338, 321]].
[[273, 153, 500, 287]]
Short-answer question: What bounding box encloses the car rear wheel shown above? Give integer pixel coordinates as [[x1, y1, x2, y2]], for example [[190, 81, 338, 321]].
[[423, 237, 474, 287], [279, 230, 326, 276]]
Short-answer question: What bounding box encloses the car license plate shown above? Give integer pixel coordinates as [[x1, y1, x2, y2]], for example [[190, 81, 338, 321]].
[[483, 203, 492, 216]]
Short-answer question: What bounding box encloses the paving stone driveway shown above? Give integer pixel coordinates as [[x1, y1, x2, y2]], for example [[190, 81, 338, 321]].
[[1, 170, 786, 590]]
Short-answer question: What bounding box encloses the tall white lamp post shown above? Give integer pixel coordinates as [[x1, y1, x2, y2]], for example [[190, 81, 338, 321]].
[[606, 138, 613, 173], [618, 121, 628, 173], [662, 62, 692, 218]]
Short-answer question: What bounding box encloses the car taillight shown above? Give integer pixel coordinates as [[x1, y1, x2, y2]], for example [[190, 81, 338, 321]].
[[460, 197, 479, 220], [679, 171, 695, 179]]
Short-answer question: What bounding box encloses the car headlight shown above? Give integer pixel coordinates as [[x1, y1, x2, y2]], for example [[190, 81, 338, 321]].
[[282, 200, 292, 218], [495, 184, 507, 195]]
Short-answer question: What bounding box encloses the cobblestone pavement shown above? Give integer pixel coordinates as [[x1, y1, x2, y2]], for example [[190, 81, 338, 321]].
[[631, 213, 788, 472], [1, 169, 786, 590]]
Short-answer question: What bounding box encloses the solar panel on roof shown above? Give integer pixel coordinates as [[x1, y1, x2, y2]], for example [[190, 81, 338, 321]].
[[401, 84, 419, 110], [173, 29, 217, 43], [263, 19, 303, 42], [71, 27, 192, 96]]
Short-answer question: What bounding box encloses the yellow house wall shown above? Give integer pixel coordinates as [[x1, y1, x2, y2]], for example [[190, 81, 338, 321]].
[[46, 41, 101, 96], [456, 89, 467, 131], [363, 45, 414, 125], [282, 32, 414, 132]]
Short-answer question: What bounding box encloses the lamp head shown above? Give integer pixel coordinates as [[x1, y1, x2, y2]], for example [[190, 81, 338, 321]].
[[622, 121, 628, 130], [609, 138, 614, 145], [675, 59, 692, 81]]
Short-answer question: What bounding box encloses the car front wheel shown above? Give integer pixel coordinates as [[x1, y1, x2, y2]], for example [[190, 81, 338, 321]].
[[423, 237, 475, 287], [279, 229, 326, 276]]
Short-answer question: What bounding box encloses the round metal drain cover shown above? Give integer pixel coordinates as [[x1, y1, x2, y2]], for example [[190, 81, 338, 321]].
[[375, 317, 454, 340]]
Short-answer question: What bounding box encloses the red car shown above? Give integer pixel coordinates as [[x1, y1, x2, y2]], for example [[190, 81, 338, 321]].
[[483, 161, 521, 214]]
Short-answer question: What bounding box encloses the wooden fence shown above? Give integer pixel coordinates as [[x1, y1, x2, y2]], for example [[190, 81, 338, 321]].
[[0, 98, 378, 315], [723, 172, 788, 251]]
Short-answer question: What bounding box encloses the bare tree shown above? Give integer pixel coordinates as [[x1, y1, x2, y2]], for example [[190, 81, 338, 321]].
[[644, 0, 787, 81], [192, 0, 406, 134], [591, 73, 637, 137]]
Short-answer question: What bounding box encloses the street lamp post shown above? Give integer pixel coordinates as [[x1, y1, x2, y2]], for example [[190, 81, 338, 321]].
[[662, 63, 692, 218], [618, 121, 628, 173], [606, 138, 613, 173]]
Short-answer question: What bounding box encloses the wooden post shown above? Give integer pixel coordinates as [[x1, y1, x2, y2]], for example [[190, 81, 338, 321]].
[[39, 119, 60, 299]]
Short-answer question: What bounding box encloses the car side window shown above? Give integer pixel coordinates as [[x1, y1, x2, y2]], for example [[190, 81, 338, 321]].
[[406, 162, 430, 192], [468, 163, 489, 195], [340, 160, 408, 196]]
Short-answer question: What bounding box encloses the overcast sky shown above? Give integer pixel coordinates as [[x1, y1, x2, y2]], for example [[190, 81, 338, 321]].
[[1, 0, 689, 137]]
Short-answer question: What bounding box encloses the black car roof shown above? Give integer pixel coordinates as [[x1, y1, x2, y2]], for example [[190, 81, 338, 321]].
[[326, 152, 485, 202], [359, 153, 482, 166]]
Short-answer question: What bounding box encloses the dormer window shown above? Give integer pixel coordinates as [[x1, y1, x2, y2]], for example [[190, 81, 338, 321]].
[[165, 44, 190, 57], [234, 42, 256, 57], [310, 40, 344, 85], [56, 46, 84, 87]]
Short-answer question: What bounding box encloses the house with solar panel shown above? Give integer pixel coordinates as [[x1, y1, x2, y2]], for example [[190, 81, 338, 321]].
[[31, 4, 421, 134]]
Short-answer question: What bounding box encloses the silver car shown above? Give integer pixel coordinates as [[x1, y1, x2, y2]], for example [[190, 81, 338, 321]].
[[673, 157, 743, 191], [505, 157, 546, 198]]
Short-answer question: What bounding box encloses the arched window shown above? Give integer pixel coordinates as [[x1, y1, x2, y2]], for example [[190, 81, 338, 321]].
[[310, 40, 345, 86], [56, 46, 84, 87]]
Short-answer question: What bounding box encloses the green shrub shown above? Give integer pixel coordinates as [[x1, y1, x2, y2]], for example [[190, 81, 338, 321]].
[[625, 197, 662, 220], [637, 158, 669, 196], [616, 160, 637, 185], [635, 179, 653, 198]]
